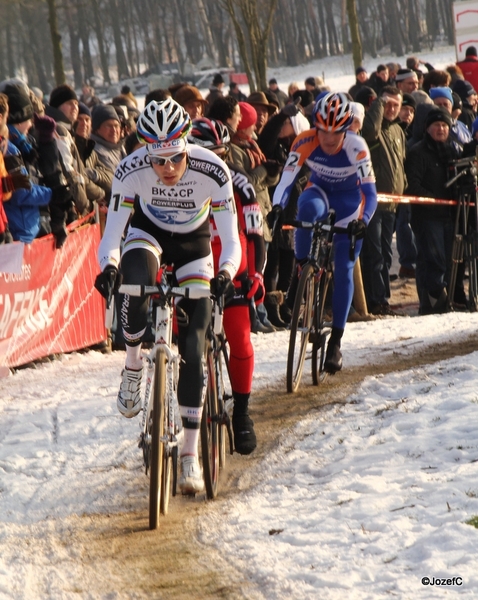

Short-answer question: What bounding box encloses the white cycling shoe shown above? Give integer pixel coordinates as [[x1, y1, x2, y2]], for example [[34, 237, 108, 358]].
[[179, 455, 204, 495], [117, 366, 142, 418]]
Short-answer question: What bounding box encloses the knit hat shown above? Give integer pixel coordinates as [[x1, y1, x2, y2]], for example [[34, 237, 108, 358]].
[[91, 104, 120, 131], [429, 87, 453, 105], [174, 85, 207, 107], [395, 68, 416, 82], [453, 79, 477, 101], [401, 93, 416, 111], [305, 77, 317, 88], [0, 82, 34, 124], [412, 90, 434, 106], [466, 46, 478, 57], [355, 66, 367, 76], [237, 102, 257, 130], [212, 73, 225, 86], [452, 91, 463, 112], [425, 107, 453, 129], [246, 91, 277, 115], [355, 86, 377, 108], [269, 78, 278, 85], [49, 84, 78, 109], [291, 89, 314, 108], [78, 102, 91, 117]]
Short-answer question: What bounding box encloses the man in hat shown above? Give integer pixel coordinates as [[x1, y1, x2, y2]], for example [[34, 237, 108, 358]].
[[268, 78, 288, 108], [457, 46, 478, 93], [348, 66, 369, 100], [246, 91, 277, 135], [174, 85, 207, 120], [90, 104, 126, 187], [405, 107, 459, 314], [395, 68, 419, 94], [453, 79, 478, 132], [205, 73, 225, 113]]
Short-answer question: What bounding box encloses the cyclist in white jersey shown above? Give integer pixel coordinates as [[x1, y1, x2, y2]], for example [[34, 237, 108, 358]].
[[95, 99, 241, 494]]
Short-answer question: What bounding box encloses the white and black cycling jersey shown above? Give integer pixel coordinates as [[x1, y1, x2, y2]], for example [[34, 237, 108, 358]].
[[98, 144, 241, 279]]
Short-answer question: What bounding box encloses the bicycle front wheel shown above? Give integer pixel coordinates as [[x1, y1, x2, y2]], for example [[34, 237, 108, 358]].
[[287, 263, 315, 393], [312, 269, 333, 385], [149, 347, 166, 530], [201, 342, 220, 499]]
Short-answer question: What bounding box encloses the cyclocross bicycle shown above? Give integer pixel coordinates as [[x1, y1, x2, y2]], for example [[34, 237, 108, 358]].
[[286, 212, 351, 393], [119, 269, 230, 529]]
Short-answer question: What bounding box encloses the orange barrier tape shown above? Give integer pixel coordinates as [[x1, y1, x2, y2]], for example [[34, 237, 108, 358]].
[[378, 193, 475, 206]]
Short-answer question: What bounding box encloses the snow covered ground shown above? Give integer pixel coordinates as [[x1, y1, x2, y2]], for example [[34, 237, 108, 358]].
[[2, 44, 478, 599], [2, 311, 478, 598]]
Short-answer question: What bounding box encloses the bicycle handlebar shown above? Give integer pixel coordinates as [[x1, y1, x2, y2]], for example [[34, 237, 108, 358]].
[[118, 284, 211, 299]]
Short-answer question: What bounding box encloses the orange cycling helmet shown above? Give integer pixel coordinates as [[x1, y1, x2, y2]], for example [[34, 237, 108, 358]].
[[313, 92, 353, 132]]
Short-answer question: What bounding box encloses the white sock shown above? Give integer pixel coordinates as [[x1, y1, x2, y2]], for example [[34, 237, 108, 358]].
[[181, 428, 200, 457], [125, 344, 143, 370]]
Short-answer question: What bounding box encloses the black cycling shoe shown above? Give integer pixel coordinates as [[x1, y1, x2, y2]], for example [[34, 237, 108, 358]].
[[323, 341, 343, 374], [232, 413, 257, 455]]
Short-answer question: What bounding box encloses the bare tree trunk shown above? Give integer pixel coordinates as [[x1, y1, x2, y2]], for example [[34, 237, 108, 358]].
[[109, 0, 130, 79], [46, 0, 65, 85], [63, 0, 83, 88], [90, 0, 111, 84], [347, 0, 363, 68], [77, 1, 95, 83]]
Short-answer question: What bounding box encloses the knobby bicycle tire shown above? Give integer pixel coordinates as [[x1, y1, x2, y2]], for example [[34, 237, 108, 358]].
[[312, 268, 333, 385], [149, 347, 166, 530], [160, 452, 172, 515], [286, 263, 315, 393], [216, 344, 227, 470], [201, 343, 220, 499]]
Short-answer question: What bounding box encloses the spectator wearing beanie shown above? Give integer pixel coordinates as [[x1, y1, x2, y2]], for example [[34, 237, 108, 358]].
[[457, 46, 478, 93], [42, 83, 90, 244], [174, 85, 207, 120], [405, 107, 460, 314], [73, 102, 109, 209], [429, 87, 472, 148], [399, 92, 416, 136], [205, 73, 225, 114], [0, 82, 53, 243], [453, 79, 478, 132], [90, 104, 126, 204], [348, 66, 369, 100]]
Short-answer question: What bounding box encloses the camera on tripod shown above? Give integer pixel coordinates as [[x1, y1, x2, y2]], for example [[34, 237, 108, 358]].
[[447, 157, 478, 195]]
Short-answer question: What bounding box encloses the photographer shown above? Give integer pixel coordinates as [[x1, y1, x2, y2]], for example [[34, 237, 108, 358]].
[[405, 108, 461, 314]]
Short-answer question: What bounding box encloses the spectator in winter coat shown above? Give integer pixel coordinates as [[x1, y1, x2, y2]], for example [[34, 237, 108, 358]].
[[207, 95, 243, 139], [456, 46, 478, 94], [228, 82, 247, 102], [367, 64, 390, 96], [361, 86, 407, 315], [267, 79, 289, 109], [395, 68, 419, 95], [45, 84, 90, 245], [348, 66, 369, 100], [205, 73, 225, 115], [452, 79, 478, 133], [246, 91, 277, 135], [406, 108, 460, 314], [90, 104, 126, 181], [429, 87, 472, 149]]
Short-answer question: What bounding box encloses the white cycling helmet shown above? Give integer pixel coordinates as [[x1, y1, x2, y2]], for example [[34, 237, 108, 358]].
[[312, 92, 353, 132], [136, 98, 192, 145]]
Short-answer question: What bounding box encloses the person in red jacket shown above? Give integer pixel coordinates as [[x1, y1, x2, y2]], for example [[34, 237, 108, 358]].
[[188, 117, 266, 455], [457, 46, 478, 93]]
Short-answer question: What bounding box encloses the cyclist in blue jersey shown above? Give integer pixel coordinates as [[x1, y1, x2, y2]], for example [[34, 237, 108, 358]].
[[271, 93, 378, 373]]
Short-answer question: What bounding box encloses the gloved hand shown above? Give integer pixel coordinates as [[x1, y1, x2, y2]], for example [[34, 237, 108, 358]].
[[347, 219, 367, 240], [263, 159, 281, 178], [94, 266, 121, 300], [244, 272, 265, 303], [281, 101, 299, 117], [266, 204, 283, 232], [33, 113, 56, 144], [210, 270, 235, 303]]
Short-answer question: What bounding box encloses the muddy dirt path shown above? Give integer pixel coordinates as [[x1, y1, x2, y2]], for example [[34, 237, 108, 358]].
[[60, 330, 478, 600]]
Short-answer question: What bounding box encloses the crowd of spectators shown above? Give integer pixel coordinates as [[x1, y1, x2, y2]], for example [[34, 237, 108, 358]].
[[2, 49, 478, 331]]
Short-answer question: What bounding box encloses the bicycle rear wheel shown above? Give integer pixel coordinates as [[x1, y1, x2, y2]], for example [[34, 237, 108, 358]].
[[287, 263, 315, 393], [312, 269, 333, 385], [149, 347, 166, 530], [201, 342, 220, 499]]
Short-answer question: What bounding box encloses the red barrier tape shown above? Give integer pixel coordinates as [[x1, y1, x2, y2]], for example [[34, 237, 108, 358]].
[[378, 193, 475, 206]]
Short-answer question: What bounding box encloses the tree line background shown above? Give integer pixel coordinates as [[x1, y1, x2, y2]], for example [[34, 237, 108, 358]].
[[0, 0, 456, 94]]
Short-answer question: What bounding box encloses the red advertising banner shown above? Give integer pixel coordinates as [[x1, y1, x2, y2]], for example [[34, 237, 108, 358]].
[[0, 223, 106, 368]]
